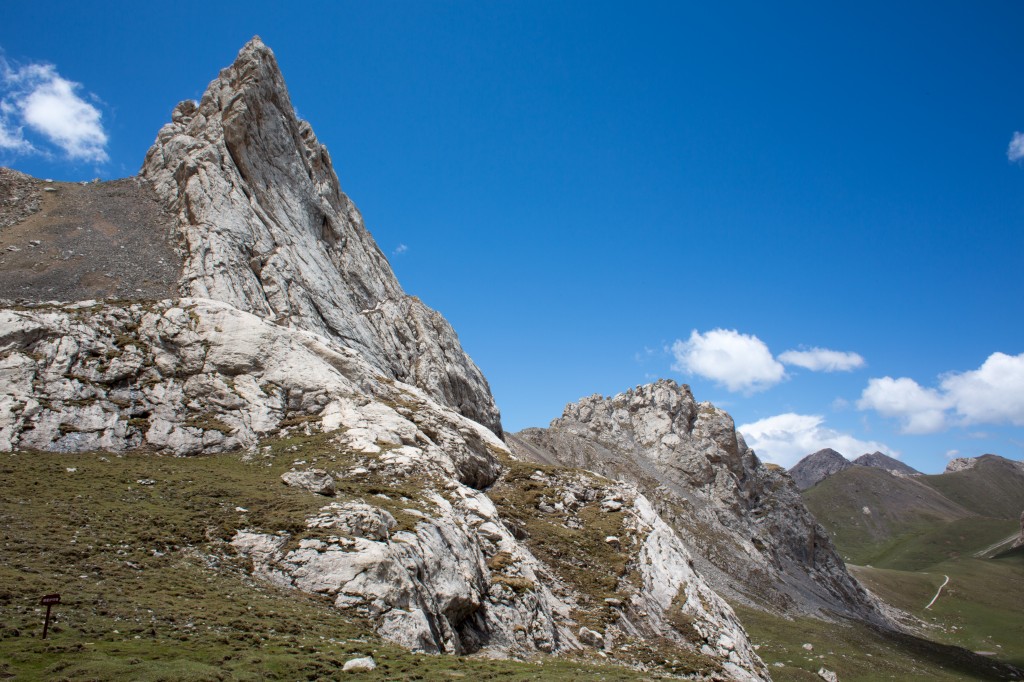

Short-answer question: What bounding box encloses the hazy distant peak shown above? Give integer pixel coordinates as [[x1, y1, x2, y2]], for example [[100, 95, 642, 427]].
[[789, 448, 852, 490], [853, 451, 920, 476]]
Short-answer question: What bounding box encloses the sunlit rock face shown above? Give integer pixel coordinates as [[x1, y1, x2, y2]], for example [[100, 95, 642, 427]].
[[141, 37, 501, 436], [0, 38, 774, 678], [510, 379, 889, 625]]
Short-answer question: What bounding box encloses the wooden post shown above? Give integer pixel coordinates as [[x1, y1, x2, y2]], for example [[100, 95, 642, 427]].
[[40, 594, 60, 639]]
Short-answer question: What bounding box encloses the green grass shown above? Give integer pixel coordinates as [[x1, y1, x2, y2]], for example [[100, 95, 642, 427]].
[[802, 467, 972, 567], [918, 456, 1024, 521], [735, 605, 1023, 681], [851, 556, 1024, 668], [859, 517, 1018, 571], [0, 443, 685, 680]]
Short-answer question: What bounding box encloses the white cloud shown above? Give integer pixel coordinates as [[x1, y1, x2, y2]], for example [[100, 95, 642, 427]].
[[857, 352, 1024, 434], [0, 116, 31, 152], [738, 413, 892, 468], [392, 243, 408, 255], [0, 59, 107, 162], [857, 376, 949, 434], [779, 347, 865, 372], [940, 352, 1024, 426], [1008, 132, 1024, 162], [671, 329, 785, 393]]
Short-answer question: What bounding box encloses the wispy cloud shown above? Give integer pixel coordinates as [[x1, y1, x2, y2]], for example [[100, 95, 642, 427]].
[[1008, 132, 1024, 162], [857, 352, 1024, 434], [392, 243, 408, 255], [0, 58, 108, 162], [738, 412, 892, 468], [671, 328, 785, 394], [779, 347, 865, 372]]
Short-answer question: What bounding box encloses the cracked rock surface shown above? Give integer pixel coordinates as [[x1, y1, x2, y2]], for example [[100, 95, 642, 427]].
[[140, 38, 500, 435]]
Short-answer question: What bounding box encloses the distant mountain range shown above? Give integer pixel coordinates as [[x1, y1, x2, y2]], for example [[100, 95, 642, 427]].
[[798, 453, 1024, 569], [789, 448, 921, 491]]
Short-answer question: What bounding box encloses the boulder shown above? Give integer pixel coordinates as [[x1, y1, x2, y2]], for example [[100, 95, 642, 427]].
[[281, 469, 335, 496]]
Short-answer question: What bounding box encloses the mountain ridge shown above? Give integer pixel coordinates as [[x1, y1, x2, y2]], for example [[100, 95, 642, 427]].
[[0, 38, 771, 679]]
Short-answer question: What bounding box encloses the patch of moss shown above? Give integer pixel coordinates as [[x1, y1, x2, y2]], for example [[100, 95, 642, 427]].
[[488, 460, 632, 629], [666, 586, 701, 642], [492, 575, 536, 594], [487, 551, 515, 571], [126, 417, 150, 430], [274, 412, 321, 430], [183, 414, 234, 435]]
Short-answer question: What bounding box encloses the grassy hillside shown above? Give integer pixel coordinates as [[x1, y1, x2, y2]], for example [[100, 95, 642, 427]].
[[850, 555, 1024, 669], [0, 443, 665, 681], [802, 467, 974, 566], [735, 604, 1022, 681], [919, 456, 1024, 521], [800, 456, 1024, 680]]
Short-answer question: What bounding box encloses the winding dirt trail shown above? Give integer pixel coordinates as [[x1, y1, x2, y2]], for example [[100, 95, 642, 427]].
[[924, 574, 950, 610]]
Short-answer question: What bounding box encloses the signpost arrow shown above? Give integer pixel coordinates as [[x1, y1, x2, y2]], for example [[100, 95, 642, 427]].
[[40, 594, 60, 639]]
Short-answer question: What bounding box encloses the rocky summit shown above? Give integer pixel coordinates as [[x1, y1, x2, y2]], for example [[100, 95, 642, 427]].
[[140, 38, 500, 436], [790, 448, 921, 490], [509, 380, 887, 625], [0, 38, 775, 679], [788, 448, 852, 491]]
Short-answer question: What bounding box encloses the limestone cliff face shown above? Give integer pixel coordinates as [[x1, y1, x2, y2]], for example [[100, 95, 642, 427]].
[[140, 37, 500, 435], [0, 39, 771, 678], [509, 379, 887, 625], [0, 301, 767, 678]]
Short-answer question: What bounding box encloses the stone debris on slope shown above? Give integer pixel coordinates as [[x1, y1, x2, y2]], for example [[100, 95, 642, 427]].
[[0, 168, 42, 231]]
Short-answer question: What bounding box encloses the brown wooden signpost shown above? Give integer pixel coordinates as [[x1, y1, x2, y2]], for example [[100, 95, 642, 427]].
[[40, 594, 60, 639]]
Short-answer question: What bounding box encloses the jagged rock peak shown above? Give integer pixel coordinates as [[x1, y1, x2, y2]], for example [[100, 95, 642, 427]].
[[141, 38, 501, 434], [555, 378, 699, 428], [789, 448, 852, 491]]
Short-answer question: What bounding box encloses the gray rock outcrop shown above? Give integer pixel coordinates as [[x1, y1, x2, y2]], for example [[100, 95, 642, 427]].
[[281, 469, 335, 496], [140, 37, 500, 435], [789, 448, 852, 490], [509, 379, 887, 624], [945, 456, 978, 474]]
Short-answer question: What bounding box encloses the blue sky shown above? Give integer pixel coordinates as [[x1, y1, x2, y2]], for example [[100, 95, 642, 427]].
[[2, 2, 1022, 472]]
